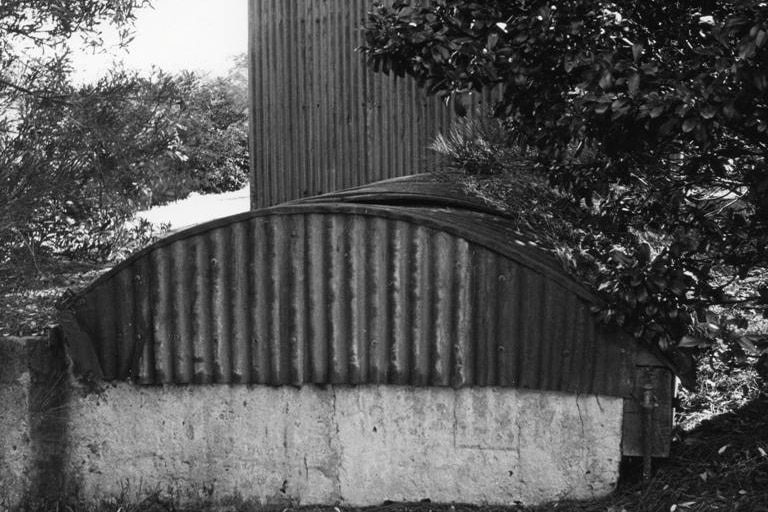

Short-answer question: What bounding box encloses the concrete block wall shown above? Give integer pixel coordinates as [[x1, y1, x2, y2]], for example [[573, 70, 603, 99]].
[[1, 336, 625, 509]]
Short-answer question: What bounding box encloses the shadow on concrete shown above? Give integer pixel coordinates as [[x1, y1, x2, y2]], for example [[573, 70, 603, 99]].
[[28, 328, 71, 500]]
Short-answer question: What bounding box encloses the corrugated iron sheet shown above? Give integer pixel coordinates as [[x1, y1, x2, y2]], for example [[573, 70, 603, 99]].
[[249, 0, 497, 208], [61, 191, 638, 396]]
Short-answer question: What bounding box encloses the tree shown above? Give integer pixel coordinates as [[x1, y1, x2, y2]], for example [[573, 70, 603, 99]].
[[0, 1, 153, 263], [158, 67, 249, 201], [0, 2, 249, 264], [0, 1, 149, 102], [361, 1, 768, 384], [1, 68, 188, 262], [1, 63, 251, 264]]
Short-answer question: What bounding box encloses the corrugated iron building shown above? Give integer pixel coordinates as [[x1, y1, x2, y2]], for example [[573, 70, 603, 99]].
[[59, 175, 674, 457], [61, 176, 631, 391], [249, 0, 462, 208]]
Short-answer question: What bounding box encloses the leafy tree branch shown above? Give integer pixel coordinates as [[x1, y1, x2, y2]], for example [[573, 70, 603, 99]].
[[361, 0, 768, 386]]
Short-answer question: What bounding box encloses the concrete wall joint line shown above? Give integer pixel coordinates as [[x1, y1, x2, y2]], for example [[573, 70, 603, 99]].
[[575, 393, 586, 435], [516, 414, 523, 478], [594, 394, 606, 414], [451, 388, 459, 448], [330, 385, 342, 502], [575, 394, 590, 489]]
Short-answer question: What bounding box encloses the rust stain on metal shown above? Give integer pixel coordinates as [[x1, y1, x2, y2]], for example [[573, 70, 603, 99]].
[[60, 176, 640, 397]]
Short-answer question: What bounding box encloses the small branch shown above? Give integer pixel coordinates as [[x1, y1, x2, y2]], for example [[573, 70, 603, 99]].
[[706, 296, 764, 306], [0, 77, 71, 105]]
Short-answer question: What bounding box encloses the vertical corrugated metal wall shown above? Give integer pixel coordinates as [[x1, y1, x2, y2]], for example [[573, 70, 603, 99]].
[[249, 0, 466, 208], [63, 207, 636, 396]]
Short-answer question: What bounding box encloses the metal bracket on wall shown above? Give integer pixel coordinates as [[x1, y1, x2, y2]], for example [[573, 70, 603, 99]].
[[642, 367, 658, 482]]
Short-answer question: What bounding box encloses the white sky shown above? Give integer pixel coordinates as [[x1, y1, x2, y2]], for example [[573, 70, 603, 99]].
[[71, 0, 248, 82]]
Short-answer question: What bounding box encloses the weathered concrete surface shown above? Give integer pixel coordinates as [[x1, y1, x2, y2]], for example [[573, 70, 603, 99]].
[[1, 336, 70, 509], [65, 385, 340, 506], [65, 384, 622, 507], [2, 337, 625, 507], [336, 387, 621, 504], [0, 339, 32, 509]]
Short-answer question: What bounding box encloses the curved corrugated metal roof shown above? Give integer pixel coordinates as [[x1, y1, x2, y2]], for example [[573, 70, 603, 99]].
[[59, 174, 648, 395], [73, 174, 592, 303]]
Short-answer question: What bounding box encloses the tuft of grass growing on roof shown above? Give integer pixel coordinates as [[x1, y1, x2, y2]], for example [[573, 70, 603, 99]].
[[429, 117, 596, 286], [430, 117, 519, 176]]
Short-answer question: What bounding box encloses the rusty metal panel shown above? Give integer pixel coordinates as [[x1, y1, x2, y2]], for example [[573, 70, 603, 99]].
[[61, 204, 639, 396], [622, 365, 675, 457], [248, 0, 457, 208]]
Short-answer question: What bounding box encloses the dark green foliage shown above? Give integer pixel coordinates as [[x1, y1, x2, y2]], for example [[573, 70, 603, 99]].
[[0, 0, 149, 119], [1, 65, 248, 265], [22, 202, 166, 263], [362, 0, 768, 385], [163, 71, 250, 198], [0, 1, 155, 265], [0, 1, 249, 264], [1, 68, 180, 264]]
